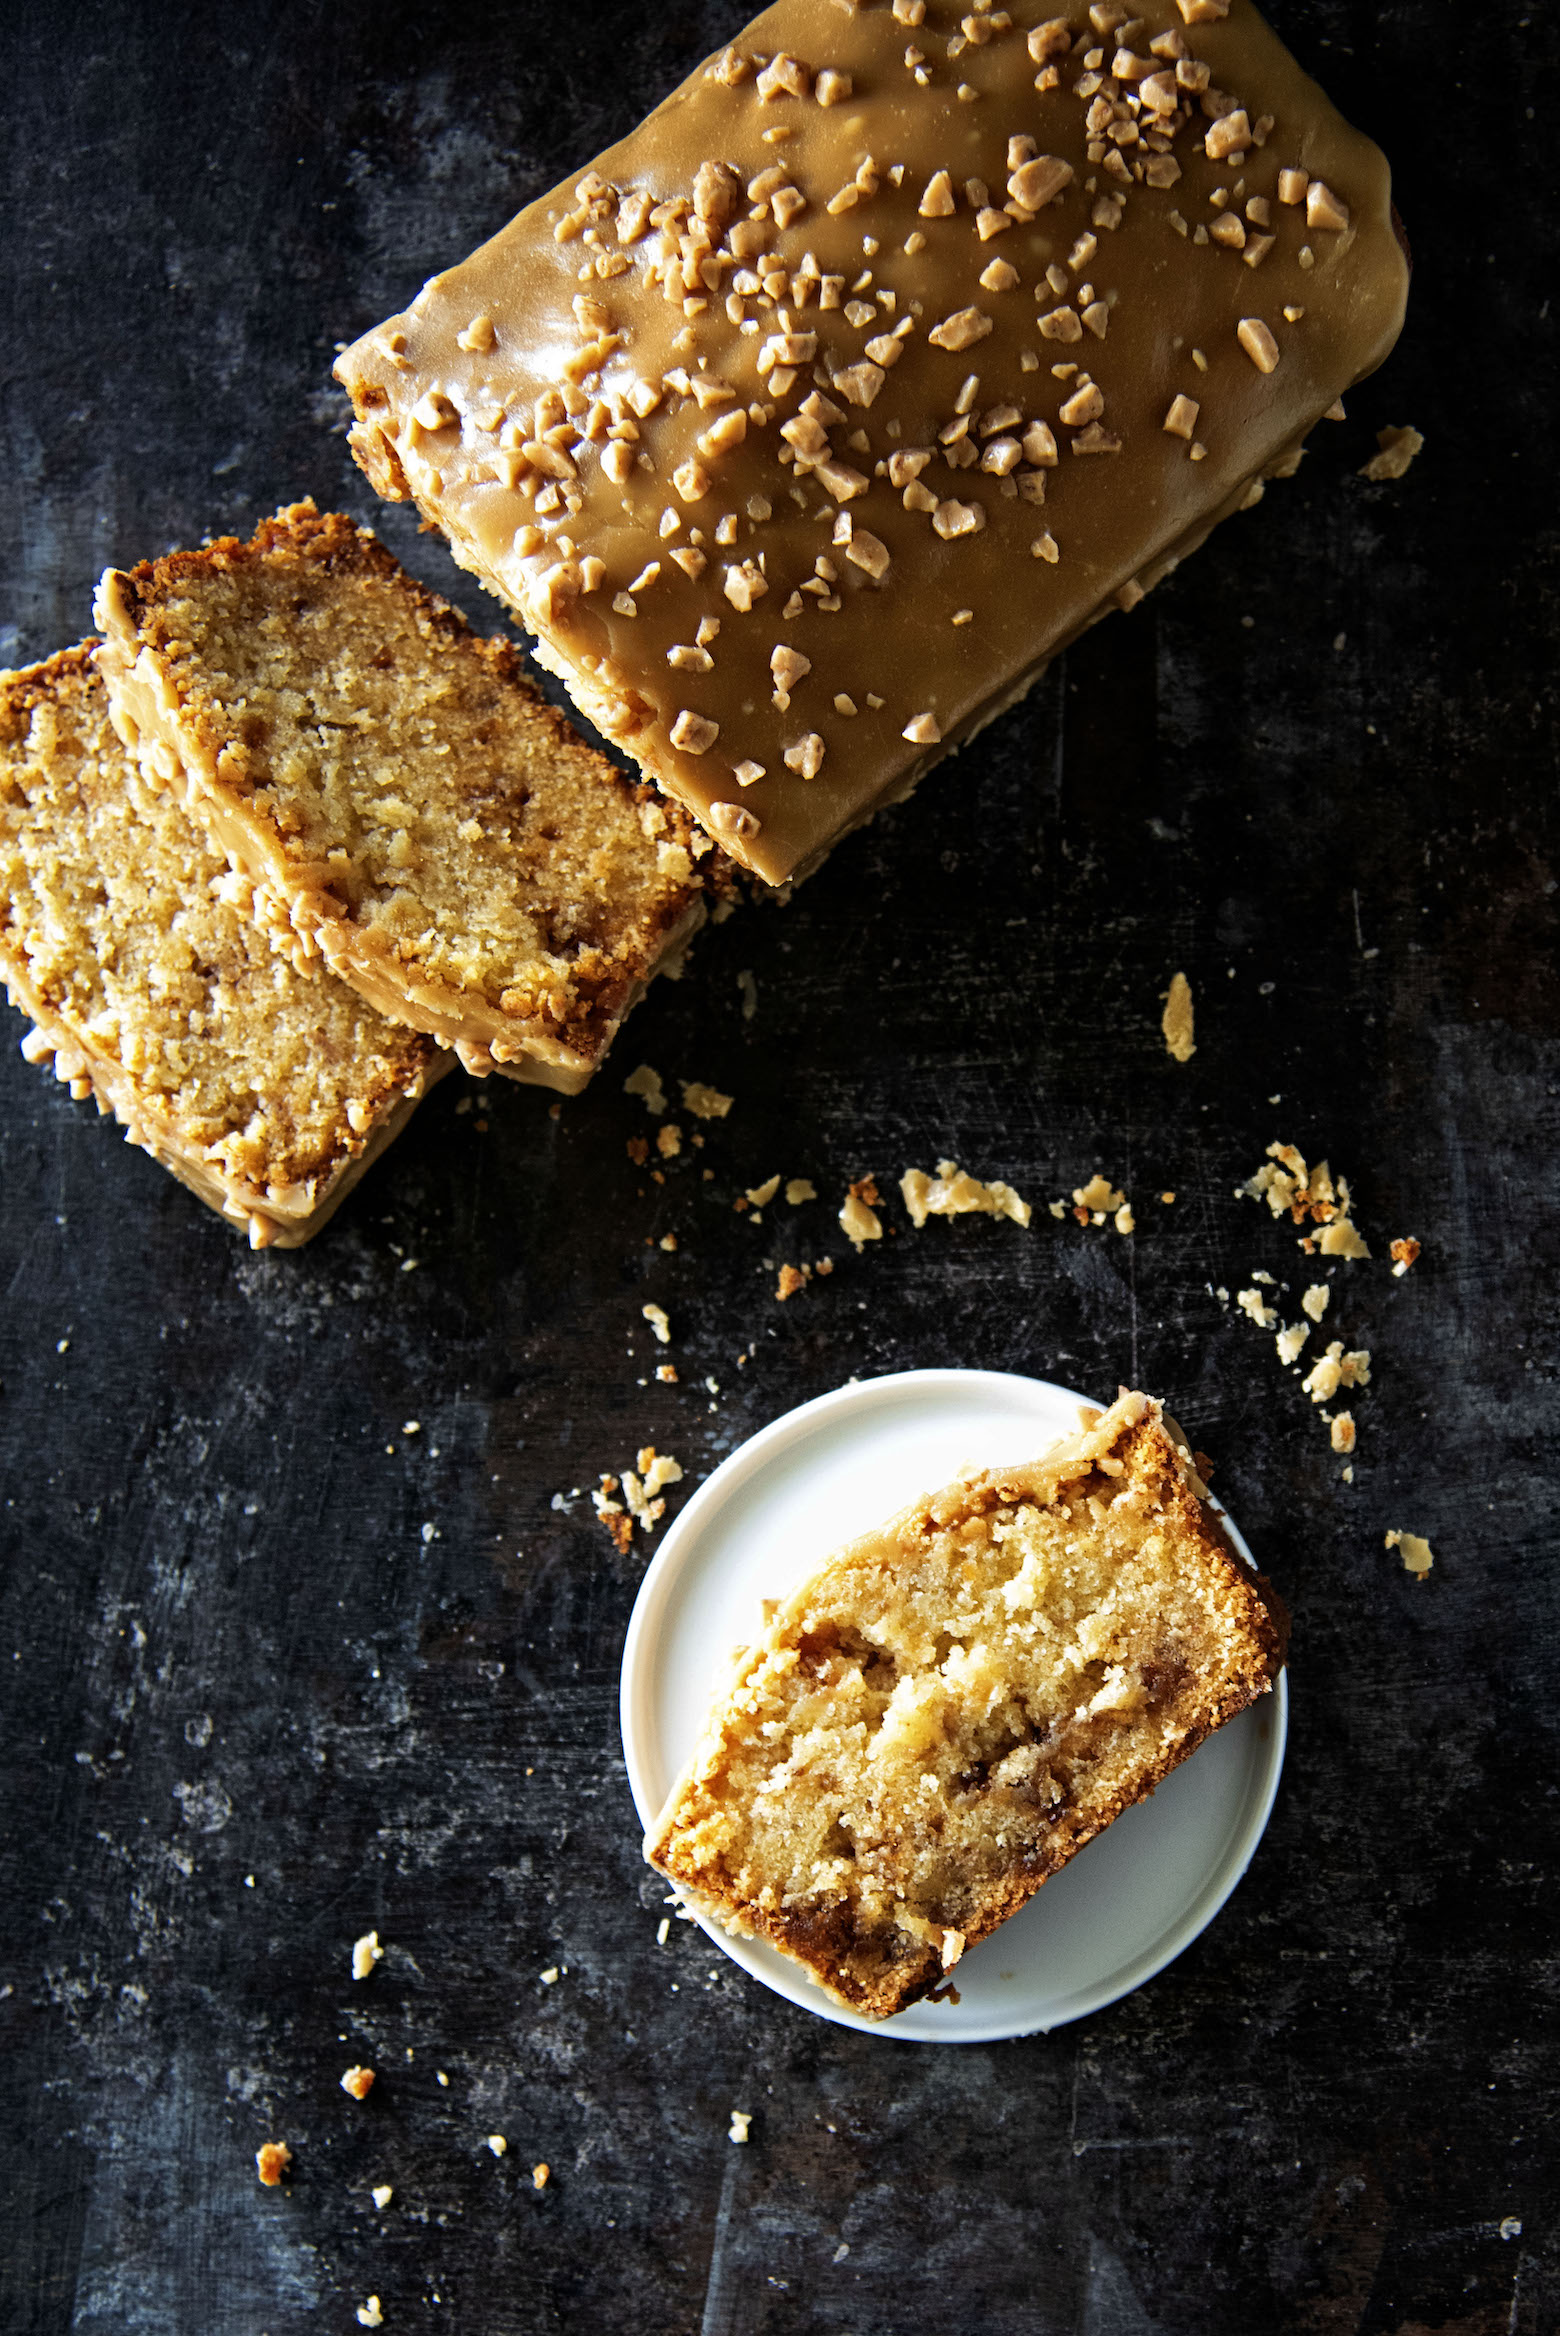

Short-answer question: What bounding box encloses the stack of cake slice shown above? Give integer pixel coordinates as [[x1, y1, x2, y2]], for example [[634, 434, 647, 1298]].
[[0, 504, 721, 1246]]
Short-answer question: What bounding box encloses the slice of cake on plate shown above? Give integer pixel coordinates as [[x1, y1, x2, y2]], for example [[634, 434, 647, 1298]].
[[646, 1389, 1287, 2019], [94, 502, 717, 1090], [0, 645, 447, 1248]]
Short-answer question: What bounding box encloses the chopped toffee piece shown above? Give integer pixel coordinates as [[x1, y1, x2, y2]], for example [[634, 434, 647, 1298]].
[[338, 0, 1408, 884]]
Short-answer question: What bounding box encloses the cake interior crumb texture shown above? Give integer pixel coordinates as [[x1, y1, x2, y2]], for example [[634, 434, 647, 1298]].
[[95, 503, 714, 1088], [647, 1392, 1288, 2020], [0, 646, 445, 1247]]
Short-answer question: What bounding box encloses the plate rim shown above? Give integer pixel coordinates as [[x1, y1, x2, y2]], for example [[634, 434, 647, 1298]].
[[619, 1366, 1287, 2044]]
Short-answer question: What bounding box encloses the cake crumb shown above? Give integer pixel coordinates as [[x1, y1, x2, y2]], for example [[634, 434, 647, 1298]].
[[1302, 1341, 1371, 1402], [533, 2163, 550, 2189], [839, 1179, 883, 1247], [1161, 971, 1196, 1063], [1237, 1287, 1278, 1329], [1275, 1322, 1308, 1365], [900, 1160, 1031, 1229], [786, 1178, 817, 1205], [1114, 1204, 1134, 1236], [746, 1175, 781, 1208], [1359, 425, 1423, 482], [624, 1064, 667, 1115], [1301, 1283, 1330, 1322], [372, 2186, 393, 2209], [487, 2134, 508, 2157], [341, 2065, 375, 2100], [656, 1123, 683, 1159], [777, 1263, 812, 1300], [352, 1930, 383, 1981], [356, 2301, 384, 2329], [593, 1476, 632, 1554], [642, 1303, 672, 1344], [682, 1080, 734, 1119], [1390, 1237, 1421, 1276], [255, 2140, 291, 2187], [1385, 1528, 1434, 1577], [1328, 1411, 1356, 1454], [1240, 1142, 1369, 1256], [728, 2109, 753, 2145], [1316, 1218, 1371, 1260], [1073, 1173, 1125, 1217], [656, 1363, 679, 1383]]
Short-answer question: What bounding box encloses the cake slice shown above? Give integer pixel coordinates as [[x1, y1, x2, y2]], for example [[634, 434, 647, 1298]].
[[646, 1390, 1287, 2019], [0, 646, 448, 1248], [94, 502, 716, 1090]]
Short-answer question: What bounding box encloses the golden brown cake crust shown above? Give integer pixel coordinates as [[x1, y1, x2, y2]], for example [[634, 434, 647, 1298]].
[[647, 1392, 1288, 2020], [94, 502, 720, 1089], [0, 645, 447, 1248]]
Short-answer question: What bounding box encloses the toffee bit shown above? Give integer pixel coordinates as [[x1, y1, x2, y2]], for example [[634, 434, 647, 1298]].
[[1305, 181, 1350, 233], [928, 306, 994, 351], [669, 710, 719, 755], [707, 799, 762, 840], [1163, 393, 1200, 439], [783, 732, 826, 779], [1236, 317, 1280, 373]]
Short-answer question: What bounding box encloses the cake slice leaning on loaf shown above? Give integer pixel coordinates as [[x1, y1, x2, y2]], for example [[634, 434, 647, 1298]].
[[647, 1390, 1287, 2020], [0, 647, 448, 1248], [94, 502, 717, 1090]]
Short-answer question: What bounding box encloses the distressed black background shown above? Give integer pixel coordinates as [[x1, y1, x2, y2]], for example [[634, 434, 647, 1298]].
[[2, 3, 1556, 2331]]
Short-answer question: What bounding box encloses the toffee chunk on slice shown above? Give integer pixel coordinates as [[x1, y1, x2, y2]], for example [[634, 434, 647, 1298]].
[[646, 1391, 1287, 2019]]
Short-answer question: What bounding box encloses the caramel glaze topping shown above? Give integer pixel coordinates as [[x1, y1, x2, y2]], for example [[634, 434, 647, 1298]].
[[337, 0, 1407, 885]]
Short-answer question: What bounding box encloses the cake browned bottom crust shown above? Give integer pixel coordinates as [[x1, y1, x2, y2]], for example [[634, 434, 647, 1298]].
[[0, 645, 447, 1248], [646, 1390, 1287, 2019]]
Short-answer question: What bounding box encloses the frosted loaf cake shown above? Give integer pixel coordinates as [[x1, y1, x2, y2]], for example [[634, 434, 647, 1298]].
[[337, 0, 1409, 884], [94, 504, 715, 1090], [645, 1390, 1287, 2019], [0, 648, 447, 1248]]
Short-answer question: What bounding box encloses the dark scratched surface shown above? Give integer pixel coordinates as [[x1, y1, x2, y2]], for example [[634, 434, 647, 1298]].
[[2, 3, 1557, 2331]]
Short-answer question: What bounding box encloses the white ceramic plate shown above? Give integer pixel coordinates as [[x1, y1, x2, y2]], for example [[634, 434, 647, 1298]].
[[620, 1368, 1287, 2043]]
